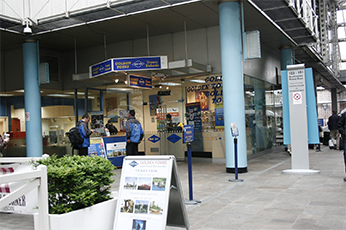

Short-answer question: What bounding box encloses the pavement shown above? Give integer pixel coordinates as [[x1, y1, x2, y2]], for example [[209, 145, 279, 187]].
[[1, 145, 346, 230]]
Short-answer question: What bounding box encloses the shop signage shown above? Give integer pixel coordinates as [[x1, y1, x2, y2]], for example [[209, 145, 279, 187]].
[[167, 134, 181, 143], [185, 75, 223, 104], [90, 59, 112, 78], [90, 56, 168, 78], [183, 125, 194, 143], [113, 156, 189, 230], [128, 75, 152, 89], [148, 135, 160, 143], [113, 56, 167, 71], [317, 119, 323, 127]]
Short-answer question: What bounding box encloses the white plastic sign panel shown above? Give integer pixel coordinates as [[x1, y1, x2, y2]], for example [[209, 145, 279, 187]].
[[0, 163, 38, 214], [114, 156, 175, 230]]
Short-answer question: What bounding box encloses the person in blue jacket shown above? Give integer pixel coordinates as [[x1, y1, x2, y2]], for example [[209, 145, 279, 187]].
[[126, 110, 144, 156], [77, 114, 94, 156]]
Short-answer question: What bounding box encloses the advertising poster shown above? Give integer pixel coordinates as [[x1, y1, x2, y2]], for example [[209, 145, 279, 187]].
[[185, 102, 202, 132], [214, 103, 224, 129], [114, 157, 173, 230], [88, 137, 106, 158], [106, 98, 117, 116], [91, 111, 104, 129], [106, 141, 126, 158], [195, 91, 209, 111]]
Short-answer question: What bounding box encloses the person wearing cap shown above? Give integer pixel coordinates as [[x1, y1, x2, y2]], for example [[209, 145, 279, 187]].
[[126, 110, 144, 155]]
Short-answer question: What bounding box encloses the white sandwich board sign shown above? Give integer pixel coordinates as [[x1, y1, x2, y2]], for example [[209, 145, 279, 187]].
[[113, 155, 189, 230]]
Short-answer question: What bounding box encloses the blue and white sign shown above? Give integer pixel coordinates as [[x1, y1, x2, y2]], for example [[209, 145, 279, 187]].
[[148, 135, 160, 143], [183, 125, 194, 143], [128, 75, 152, 89], [167, 134, 181, 143], [90, 59, 112, 78], [89, 56, 168, 78], [113, 56, 167, 71]]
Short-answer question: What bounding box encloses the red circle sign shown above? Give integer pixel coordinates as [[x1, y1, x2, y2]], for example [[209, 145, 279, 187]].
[[293, 93, 301, 100]]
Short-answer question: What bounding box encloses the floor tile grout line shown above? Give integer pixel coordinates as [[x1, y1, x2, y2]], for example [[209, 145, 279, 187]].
[[186, 158, 290, 211]]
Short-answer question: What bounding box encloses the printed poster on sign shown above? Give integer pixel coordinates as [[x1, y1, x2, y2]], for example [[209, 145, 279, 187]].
[[88, 137, 106, 158], [292, 92, 302, 105], [113, 157, 173, 230]]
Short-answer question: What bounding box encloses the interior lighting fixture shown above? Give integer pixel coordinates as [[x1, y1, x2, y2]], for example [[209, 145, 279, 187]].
[[124, 80, 128, 85], [189, 79, 205, 84], [0, 93, 14, 97], [46, 94, 70, 97], [114, 79, 119, 83], [159, 82, 181, 86], [159, 85, 162, 89], [166, 86, 169, 89]]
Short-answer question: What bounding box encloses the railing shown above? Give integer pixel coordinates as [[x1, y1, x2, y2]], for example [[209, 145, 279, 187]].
[[287, 0, 319, 40], [0, 158, 49, 230]]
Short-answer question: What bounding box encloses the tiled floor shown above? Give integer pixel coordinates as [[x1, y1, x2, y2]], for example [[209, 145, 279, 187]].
[[1, 145, 346, 230]]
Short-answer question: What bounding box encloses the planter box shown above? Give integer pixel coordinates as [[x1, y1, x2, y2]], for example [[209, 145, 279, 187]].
[[34, 197, 117, 230]]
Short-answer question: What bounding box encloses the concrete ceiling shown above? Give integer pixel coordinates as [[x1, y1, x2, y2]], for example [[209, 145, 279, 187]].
[[0, 1, 293, 53]]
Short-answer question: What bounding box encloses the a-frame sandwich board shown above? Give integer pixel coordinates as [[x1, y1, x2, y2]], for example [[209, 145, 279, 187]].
[[113, 155, 189, 230]]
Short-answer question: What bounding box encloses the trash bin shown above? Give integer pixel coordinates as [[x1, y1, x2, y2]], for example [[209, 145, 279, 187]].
[[323, 131, 330, 146]]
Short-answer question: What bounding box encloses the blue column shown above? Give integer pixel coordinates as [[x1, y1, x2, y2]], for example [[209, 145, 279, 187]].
[[219, 2, 247, 173], [281, 48, 294, 145], [281, 47, 294, 70], [23, 40, 43, 157]]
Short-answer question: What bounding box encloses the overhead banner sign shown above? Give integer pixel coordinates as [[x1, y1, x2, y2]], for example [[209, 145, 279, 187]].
[[90, 56, 168, 78], [113, 156, 189, 230], [128, 75, 152, 89]]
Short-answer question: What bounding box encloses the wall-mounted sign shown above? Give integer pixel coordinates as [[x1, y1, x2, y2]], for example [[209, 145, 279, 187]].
[[128, 75, 152, 89], [148, 135, 160, 143]]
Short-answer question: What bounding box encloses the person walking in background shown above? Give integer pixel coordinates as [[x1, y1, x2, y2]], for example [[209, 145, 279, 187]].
[[126, 110, 144, 156], [328, 111, 340, 150], [77, 114, 94, 156], [337, 112, 346, 182]]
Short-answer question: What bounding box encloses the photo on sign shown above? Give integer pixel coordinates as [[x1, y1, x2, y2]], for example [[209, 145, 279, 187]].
[[152, 178, 166, 191], [120, 199, 134, 213], [134, 200, 149, 214], [137, 177, 151, 190], [132, 219, 146, 230], [124, 177, 138, 190], [149, 200, 164, 215]]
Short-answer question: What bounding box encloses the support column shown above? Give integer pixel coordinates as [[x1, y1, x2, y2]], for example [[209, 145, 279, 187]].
[[331, 88, 338, 112], [281, 47, 294, 146], [219, 1, 247, 173], [23, 40, 43, 157], [281, 47, 294, 70]]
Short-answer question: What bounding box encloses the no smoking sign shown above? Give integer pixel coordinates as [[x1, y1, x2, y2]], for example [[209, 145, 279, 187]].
[[292, 92, 302, 104]]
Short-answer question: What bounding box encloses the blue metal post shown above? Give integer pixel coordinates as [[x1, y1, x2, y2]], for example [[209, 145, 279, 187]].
[[187, 142, 193, 200], [219, 2, 247, 173], [234, 138, 238, 179], [23, 40, 43, 157]]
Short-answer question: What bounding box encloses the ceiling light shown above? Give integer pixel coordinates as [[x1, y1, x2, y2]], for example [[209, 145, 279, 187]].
[[114, 79, 119, 83], [0, 93, 14, 97], [189, 79, 205, 84], [159, 82, 181, 86], [159, 85, 162, 89], [166, 86, 169, 89], [124, 80, 128, 85], [46, 94, 70, 97]]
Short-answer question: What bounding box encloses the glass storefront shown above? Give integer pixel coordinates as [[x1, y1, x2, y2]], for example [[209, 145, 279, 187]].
[[0, 73, 283, 159]]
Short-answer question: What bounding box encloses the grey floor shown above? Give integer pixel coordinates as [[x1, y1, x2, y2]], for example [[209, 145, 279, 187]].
[[1, 145, 346, 230]]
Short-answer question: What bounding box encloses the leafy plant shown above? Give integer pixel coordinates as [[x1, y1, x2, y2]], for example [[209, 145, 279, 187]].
[[34, 155, 115, 214]]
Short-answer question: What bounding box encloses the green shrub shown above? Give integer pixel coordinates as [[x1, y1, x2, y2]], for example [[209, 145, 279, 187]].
[[35, 155, 116, 214]]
